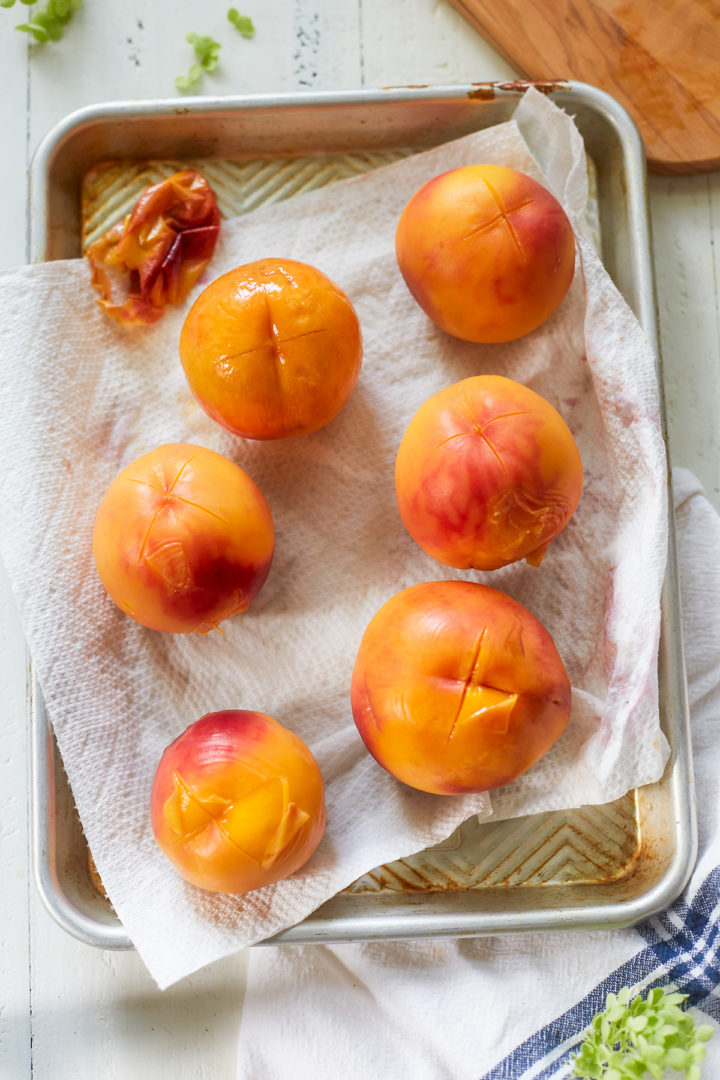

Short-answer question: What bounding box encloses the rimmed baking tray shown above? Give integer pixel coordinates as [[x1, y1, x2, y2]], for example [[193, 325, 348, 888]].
[[28, 81, 696, 951]]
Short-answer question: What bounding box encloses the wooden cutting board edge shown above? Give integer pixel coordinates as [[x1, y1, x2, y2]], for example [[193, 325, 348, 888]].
[[447, 0, 720, 176]]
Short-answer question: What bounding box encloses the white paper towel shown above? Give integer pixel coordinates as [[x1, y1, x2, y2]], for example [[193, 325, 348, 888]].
[[0, 89, 668, 987]]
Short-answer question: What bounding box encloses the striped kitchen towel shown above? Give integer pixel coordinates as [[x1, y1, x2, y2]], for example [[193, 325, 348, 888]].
[[236, 468, 720, 1080], [485, 867, 720, 1078]]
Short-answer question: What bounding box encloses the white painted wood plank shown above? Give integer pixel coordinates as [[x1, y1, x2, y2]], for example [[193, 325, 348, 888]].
[[360, 0, 518, 87], [0, 17, 33, 1080], [26, 0, 363, 159], [28, 909, 248, 1080], [649, 173, 720, 510], [0, 565, 31, 1080], [706, 168, 720, 506], [0, 18, 29, 269]]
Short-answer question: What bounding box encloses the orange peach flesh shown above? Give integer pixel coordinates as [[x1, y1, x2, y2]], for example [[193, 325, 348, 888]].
[[179, 257, 363, 440], [151, 710, 326, 894], [395, 163, 576, 343], [351, 581, 571, 795], [92, 443, 274, 634], [395, 375, 583, 571]]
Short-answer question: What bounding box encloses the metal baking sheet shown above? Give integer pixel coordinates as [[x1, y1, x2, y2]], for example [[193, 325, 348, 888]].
[[28, 81, 696, 951]]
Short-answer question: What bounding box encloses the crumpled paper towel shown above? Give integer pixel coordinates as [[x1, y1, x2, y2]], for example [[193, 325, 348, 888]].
[[0, 89, 668, 988]]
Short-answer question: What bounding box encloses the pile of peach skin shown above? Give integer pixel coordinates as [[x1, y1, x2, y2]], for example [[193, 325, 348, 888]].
[[91, 162, 583, 898]]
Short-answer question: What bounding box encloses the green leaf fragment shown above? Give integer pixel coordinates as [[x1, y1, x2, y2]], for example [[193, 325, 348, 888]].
[[14, 0, 79, 40], [187, 32, 221, 62], [175, 63, 203, 91], [200, 44, 221, 72], [227, 8, 255, 37], [176, 30, 222, 90], [16, 19, 47, 39]]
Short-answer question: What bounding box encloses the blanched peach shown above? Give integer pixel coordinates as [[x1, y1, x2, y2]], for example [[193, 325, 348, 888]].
[[351, 581, 571, 795], [395, 163, 576, 342], [151, 710, 326, 894], [93, 442, 274, 633], [179, 257, 363, 439], [395, 375, 582, 570]]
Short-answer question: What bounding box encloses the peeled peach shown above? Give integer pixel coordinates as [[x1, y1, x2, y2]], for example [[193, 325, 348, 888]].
[[151, 710, 326, 894], [395, 375, 582, 571], [395, 163, 576, 342], [179, 257, 363, 439], [351, 581, 571, 795], [92, 442, 274, 633]]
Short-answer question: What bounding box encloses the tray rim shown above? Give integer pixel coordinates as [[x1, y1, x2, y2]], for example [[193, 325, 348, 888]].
[[27, 79, 697, 952]]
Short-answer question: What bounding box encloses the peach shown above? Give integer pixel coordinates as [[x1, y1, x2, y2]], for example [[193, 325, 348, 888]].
[[395, 375, 582, 570], [395, 163, 576, 342], [179, 257, 363, 439], [351, 581, 571, 795], [92, 442, 274, 633], [151, 710, 326, 894]]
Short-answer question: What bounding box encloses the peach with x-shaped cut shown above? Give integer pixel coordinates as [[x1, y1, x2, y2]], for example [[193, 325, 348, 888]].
[[179, 258, 363, 439], [351, 580, 571, 795], [92, 442, 274, 633], [150, 710, 326, 894], [395, 163, 576, 342], [395, 375, 583, 571]]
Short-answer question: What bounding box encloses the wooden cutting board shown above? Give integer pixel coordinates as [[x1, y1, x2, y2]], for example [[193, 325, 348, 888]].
[[448, 0, 720, 174]]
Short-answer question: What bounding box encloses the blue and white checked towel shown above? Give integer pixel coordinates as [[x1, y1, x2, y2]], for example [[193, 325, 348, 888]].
[[236, 468, 720, 1079]]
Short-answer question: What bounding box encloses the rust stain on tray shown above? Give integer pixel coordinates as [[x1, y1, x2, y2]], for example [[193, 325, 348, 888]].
[[348, 790, 642, 895], [467, 85, 496, 100], [496, 80, 570, 95], [88, 850, 110, 901]]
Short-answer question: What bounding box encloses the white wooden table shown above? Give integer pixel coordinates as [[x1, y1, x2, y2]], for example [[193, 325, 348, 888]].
[[1, 2, 719, 1075]]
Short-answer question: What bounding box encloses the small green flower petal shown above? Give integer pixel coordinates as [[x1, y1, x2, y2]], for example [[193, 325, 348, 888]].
[[13, 0, 79, 41], [228, 8, 255, 37], [16, 20, 47, 39], [570, 984, 714, 1080]]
